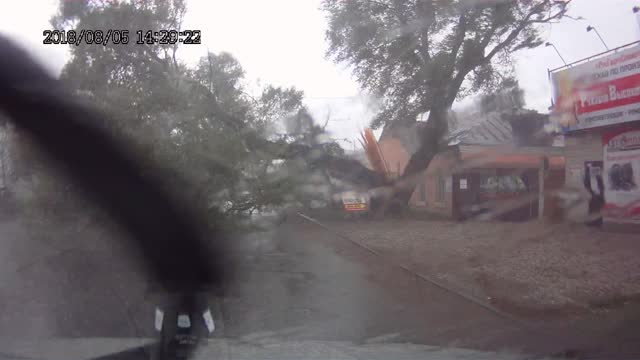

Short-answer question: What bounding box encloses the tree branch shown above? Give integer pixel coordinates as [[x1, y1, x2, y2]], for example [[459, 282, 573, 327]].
[[448, 14, 468, 75], [415, 0, 435, 62], [363, 0, 394, 11], [447, 65, 469, 105], [482, 1, 567, 63]]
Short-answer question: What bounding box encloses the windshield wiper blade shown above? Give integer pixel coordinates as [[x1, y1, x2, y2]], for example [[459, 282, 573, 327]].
[[0, 35, 227, 360]]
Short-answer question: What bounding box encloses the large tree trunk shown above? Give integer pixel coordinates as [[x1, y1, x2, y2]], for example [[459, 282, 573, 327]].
[[390, 106, 449, 209]]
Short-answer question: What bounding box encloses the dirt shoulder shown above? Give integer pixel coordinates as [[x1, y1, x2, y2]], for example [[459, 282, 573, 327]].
[[321, 218, 640, 318]]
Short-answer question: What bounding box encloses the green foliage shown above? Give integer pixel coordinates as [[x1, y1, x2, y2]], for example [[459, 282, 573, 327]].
[[322, 0, 569, 129], [20, 0, 338, 221]]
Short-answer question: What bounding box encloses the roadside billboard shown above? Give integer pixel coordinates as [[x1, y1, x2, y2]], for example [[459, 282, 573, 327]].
[[551, 44, 640, 132], [602, 128, 640, 224]]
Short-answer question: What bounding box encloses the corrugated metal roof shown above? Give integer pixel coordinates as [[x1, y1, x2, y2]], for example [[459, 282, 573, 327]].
[[379, 111, 515, 154], [453, 112, 513, 145]]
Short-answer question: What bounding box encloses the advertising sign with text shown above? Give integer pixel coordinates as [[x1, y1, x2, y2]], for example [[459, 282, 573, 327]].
[[551, 45, 640, 132], [603, 128, 640, 224]]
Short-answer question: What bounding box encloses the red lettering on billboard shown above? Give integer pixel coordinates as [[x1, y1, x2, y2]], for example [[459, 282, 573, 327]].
[[574, 73, 640, 114]]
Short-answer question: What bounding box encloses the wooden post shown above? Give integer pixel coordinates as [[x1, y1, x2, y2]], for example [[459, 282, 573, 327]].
[[538, 156, 546, 220]]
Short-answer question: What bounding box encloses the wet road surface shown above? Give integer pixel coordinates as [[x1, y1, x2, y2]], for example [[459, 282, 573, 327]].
[[0, 216, 535, 352], [219, 218, 543, 353], [2, 216, 637, 358]]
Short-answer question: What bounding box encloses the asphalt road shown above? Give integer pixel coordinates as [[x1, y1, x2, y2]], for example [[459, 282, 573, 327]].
[[218, 216, 550, 354], [0, 216, 581, 357]]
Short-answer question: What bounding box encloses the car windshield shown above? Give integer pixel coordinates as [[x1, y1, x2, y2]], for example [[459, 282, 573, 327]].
[[1, 1, 640, 359]]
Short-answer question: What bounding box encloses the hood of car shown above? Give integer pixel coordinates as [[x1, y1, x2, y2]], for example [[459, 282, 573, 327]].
[[0, 338, 554, 360]]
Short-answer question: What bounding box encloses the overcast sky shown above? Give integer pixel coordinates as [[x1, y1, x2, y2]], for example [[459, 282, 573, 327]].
[[1, 0, 639, 146]]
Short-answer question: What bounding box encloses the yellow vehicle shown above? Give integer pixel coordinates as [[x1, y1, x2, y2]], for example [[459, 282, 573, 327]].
[[340, 191, 370, 214]]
